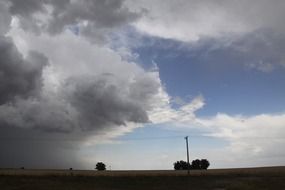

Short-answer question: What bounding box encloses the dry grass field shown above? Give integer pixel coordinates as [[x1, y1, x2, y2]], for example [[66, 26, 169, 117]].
[[0, 166, 285, 190]]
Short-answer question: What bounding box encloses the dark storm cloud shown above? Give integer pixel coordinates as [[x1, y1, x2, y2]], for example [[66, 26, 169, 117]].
[[0, 36, 48, 104], [0, 0, 159, 169], [65, 74, 151, 131], [0, 1, 159, 134], [0, 1, 12, 35], [0, 35, 74, 169], [47, 0, 139, 31], [0, 68, 161, 168], [0, 72, 159, 133], [6, 0, 140, 42], [9, 0, 46, 16], [0, 97, 78, 133]]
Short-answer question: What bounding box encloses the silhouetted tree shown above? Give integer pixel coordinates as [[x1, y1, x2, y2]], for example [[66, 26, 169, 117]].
[[173, 160, 190, 170], [191, 159, 201, 170], [200, 159, 210, 169], [174, 161, 180, 170], [174, 159, 210, 170], [95, 162, 106, 171]]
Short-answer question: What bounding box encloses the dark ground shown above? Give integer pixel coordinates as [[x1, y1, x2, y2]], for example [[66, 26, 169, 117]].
[[0, 167, 285, 190]]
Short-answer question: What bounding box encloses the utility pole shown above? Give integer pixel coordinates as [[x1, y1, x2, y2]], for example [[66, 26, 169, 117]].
[[185, 136, 190, 175]]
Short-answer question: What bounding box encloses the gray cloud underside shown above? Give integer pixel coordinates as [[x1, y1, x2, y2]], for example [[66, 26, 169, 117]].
[[64, 74, 152, 131], [5, 0, 140, 42], [184, 30, 285, 72], [0, 36, 48, 104], [0, 72, 158, 133], [0, 35, 72, 168]]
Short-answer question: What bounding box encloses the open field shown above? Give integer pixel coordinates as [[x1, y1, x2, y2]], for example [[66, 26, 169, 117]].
[[0, 166, 285, 190]]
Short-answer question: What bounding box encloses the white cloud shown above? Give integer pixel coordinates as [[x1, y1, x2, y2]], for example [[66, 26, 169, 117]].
[[152, 97, 285, 167], [198, 113, 285, 162], [148, 95, 204, 125], [127, 0, 285, 42], [247, 60, 274, 73]]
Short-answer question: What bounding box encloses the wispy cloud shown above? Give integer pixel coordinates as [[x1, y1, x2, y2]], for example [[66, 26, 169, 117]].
[[150, 95, 285, 167]]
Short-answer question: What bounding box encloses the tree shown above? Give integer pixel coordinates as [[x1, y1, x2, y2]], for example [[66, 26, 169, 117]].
[[191, 159, 201, 170], [173, 161, 179, 170], [95, 162, 106, 171], [173, 160, 190, 170], [173, 159, 210, 170], [200, 159, 210, 170]]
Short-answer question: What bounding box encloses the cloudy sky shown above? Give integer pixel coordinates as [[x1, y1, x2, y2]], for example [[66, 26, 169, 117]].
[[0, 0, 284, 170]]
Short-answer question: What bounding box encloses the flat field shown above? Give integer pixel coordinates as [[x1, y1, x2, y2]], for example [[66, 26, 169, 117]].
[[0, 166, 285, 190]]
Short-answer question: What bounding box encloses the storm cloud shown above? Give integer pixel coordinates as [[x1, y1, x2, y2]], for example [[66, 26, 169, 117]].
[[0, 0, 163, 168], [0, 0, 162, 134], [0, 36, 48, 104], [64, 74, 151, 131], [5, 0, 140, 43]]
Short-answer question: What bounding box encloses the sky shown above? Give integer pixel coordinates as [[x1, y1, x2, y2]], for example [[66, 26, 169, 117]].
[[0, 0, 284, 170]]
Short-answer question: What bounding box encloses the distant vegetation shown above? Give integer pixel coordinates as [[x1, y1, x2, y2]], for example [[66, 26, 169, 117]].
[[95, 162, 106, 171], [173, 159, 210, 170]]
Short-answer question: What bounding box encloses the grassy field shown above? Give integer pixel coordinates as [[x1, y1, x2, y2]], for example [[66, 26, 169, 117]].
[[0, 166, 285, 190]]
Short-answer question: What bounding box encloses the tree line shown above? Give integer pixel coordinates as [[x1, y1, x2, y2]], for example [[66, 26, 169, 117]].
[[94, 160, 210, 171], [173, 159, 210, 170]]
